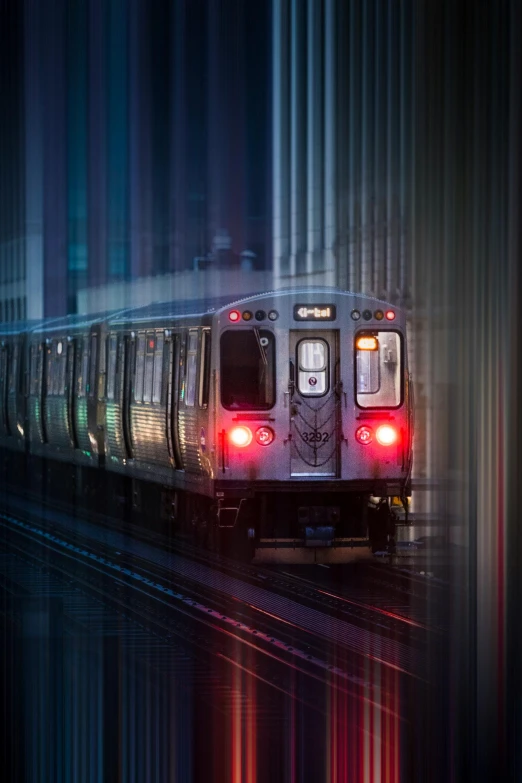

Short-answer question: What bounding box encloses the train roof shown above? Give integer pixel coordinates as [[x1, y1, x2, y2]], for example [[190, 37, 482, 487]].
[[108, 287, 404, 325], [213, 286, 402, 310], [0, 288, 404, 336], [106, 296, 236, 325], [28, 309, 129, 335]]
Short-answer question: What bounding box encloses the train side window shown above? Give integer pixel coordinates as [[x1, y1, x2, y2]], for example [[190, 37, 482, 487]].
[[198, 331, 211, 408], [106, 335, 117, 400], [355, 331, 402, 408], [153, 333, 164, 404], [143, 332, 155, 403], [134, 333, 145, 402], [53, 343, 61, 395], [79, 340, 89, 396], [185, 330, 198, 407], [8, 343, 19, 394], [88, 335, 98, 397], [57, 341, 66, 395], [30, 345, 39, 396], [45, 344, 53, 395], [297, 339, 328, 396]]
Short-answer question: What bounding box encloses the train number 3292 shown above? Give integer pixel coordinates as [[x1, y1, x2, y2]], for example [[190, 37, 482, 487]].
[[301, 431, 330, 443]]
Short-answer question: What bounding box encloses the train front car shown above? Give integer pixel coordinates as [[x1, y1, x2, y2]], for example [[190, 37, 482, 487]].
[[213, 289, 412, 563]]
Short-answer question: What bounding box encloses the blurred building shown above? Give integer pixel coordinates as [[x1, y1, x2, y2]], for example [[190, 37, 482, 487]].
[[0, 0, 271, 320], [0, 1, 27, 321], [272, 0, 414, 305]]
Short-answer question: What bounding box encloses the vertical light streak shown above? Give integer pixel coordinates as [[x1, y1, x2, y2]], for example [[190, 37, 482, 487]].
[[289, 670, 297, 783], [414, 0, 520, 777], [231, 641, 243, 783], [327, 673, 338, 783], [245, 649, 257, 783]]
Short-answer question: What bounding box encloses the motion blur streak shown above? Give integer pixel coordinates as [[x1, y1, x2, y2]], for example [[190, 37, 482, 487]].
[[325, 664, 399, 782], [414, 0, 522, 779]]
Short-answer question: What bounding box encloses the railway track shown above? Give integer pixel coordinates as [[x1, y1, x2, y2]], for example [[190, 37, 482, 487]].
[[1, 490, 437, 681], [0, 490, 450, 780]]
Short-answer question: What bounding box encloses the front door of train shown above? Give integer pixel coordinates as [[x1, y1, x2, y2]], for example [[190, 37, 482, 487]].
[[289, 330, 340, 477]]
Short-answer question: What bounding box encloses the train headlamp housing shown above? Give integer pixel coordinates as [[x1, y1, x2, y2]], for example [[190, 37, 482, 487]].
[[229, 426, 252, 447], [356, 336, 378, 351], [355, 425, 373, 445], [255, 426, 275, 446]]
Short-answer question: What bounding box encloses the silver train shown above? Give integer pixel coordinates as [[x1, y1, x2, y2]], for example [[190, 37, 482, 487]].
[[0, 288, 413, 562]]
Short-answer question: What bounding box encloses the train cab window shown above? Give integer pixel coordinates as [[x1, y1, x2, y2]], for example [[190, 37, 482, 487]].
[[355, 331, 402, 408], [221, 330, 275, 410], [198, 331, 211, 408], [297, 340, 328, 396], [185, 331, 198, 407]]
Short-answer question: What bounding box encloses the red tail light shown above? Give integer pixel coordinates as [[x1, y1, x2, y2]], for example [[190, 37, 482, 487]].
[[229, 426, 252, 447]]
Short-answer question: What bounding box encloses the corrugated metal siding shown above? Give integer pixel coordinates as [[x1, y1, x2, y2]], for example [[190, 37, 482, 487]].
[[129, 404, 170, 467], [106, 402, 125, 459], [28, 396, 44, 445], [44, 396, 71, 449], [178, 408, 202, 474], [74, 398, 90, 452]]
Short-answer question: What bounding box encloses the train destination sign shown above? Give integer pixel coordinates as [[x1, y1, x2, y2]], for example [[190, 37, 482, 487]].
[[293, 304, 337, 321]]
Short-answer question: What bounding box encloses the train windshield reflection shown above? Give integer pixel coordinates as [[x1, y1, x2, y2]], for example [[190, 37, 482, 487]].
[[356, 330, 402, 408], [221, 330, 275, 409]]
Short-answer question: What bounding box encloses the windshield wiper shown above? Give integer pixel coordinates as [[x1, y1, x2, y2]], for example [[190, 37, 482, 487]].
[[254, 327, 268, 365]]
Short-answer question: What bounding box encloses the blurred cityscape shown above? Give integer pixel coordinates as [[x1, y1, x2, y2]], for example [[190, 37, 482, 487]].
[[1, 0, 521, 780]]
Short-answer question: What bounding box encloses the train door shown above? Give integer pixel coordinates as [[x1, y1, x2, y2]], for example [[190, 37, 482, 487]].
[[0, 343, 8, 436], [41, 340, 49, 444], [67, 338, 78, 448], [17, 336, 27, 443], [166, 332, 182, 468], [289, 330, 340, 477], [121, 334, 134, 459], [86, 331, 98, 453], [7, 340, 20, 439]]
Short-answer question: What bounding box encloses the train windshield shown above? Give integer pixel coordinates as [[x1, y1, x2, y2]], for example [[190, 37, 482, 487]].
[[355, 330, 402, 407], [221, 330, 275, 409]]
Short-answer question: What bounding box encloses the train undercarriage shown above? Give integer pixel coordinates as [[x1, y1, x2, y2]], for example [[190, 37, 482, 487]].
[[0, 449, 407, 564]]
